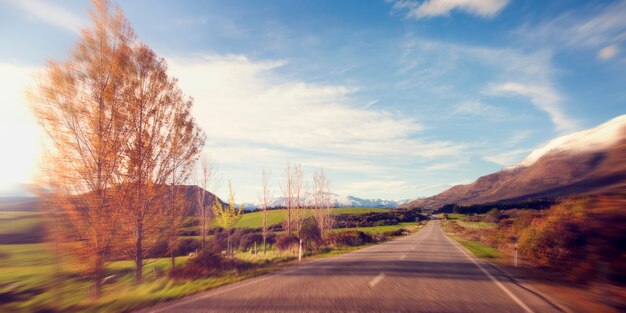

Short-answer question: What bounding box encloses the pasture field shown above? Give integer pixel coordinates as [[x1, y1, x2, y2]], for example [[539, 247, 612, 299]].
[[230, 207, 389, 229]]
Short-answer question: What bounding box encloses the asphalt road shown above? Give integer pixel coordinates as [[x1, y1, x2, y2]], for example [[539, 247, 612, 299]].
[[142, 220, 562, 312]]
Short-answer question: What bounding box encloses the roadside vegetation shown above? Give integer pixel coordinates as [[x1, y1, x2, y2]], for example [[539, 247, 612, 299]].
[[440, 196, 626, 294], [0, 208, 426, 312]]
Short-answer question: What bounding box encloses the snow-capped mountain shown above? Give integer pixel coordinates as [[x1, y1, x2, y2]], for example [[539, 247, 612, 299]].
[[244, 192, 408, 209], [510, 115, 626, 169], [401, 114, 626, 211]]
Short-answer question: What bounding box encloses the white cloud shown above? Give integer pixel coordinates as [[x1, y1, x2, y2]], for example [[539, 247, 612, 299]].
[[167, 54, 461, 160], [483, 149, 529, 166], [393, 0, 509, 19], [488, 82, 578, 132], [598, 45, 619, 60], [165, 54, 468, 200], [0, 63, 42, 191], [6, 0, 84, 34]]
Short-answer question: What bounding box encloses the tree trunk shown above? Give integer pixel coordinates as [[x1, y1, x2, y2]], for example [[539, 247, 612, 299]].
[[135, 220, 143, 284], [201, 210, 206, 249], [227, 232, 231, 257], [170, 249, 175, 273], [94, 255, 103, 298]]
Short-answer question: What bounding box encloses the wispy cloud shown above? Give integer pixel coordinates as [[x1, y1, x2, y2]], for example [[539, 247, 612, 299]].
[[399, 37, 572, 131], [452, 100, 507, 119], [163, 53, 466, 200], [487, 82, 578, 132], [392, 0, 509, 19], [517, 0, 626, 59], [5, 0, 84, 34]]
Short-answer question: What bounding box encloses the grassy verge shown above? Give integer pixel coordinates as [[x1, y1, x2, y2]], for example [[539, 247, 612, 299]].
[[231, 207, 390, 229], [441, 220, 500, 260], [1, 221, 422, 313], [449, 234, 501, 259]]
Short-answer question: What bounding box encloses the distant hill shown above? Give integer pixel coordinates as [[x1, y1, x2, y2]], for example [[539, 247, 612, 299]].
[[400, 115, 626, 212], [0, 185, 224, 216], [0, 196, 39, 212]]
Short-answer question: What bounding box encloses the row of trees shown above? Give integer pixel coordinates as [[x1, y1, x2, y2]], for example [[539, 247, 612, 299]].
[[30, 0, 335, 296], [31, 0, 205, 296], [257, 163, 334, 254]]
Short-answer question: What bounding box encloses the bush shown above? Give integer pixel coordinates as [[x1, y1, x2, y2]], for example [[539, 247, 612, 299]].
[[275, 234, 299, 252], [299, 217, 322, 249], [170, 248, 250, 279], [148, 238, 201, 258], [238, 232, 263, 251], [382, 229, 404, 237], [327, 230, 373, 246]]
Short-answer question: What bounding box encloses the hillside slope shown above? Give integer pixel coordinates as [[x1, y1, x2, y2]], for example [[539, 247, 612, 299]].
[[401, 115, 626, 211]]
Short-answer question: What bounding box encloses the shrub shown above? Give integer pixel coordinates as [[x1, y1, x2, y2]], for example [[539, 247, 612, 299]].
[[327, 230, 373, 246], [275, 234, 299, 252], [299, 217, 322, 249], [170, 248, 251, 279], [382, 229, 404, 237], [238, 232, 263, 251]]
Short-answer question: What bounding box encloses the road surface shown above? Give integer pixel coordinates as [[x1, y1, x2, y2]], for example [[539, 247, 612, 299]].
[[142, 220, 562, 312]]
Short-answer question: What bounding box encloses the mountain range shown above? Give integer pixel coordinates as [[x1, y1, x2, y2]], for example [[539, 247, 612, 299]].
[[400, 114, 626, 212], [243, 193, 409, 210]]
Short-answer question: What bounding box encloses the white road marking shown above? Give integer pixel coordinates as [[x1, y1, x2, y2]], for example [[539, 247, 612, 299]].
[[411, 246, 416, 250], [400, 254, 407, 260], [369, 272, 385, 287], [443, 228, 534, 313]]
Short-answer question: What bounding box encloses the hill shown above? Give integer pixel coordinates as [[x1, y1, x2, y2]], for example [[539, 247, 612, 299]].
[[400, 115, 626, 212]]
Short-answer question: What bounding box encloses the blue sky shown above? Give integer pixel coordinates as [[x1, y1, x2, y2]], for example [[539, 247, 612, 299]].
[[1, 0, 625, 202]]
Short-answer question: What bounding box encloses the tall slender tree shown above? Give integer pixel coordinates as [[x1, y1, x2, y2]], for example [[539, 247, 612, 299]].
[[121, 42, 205, 284], [260, 168, 271, 254], [196, 154, 215, 249], [29, 0, 134, 297], [281, 162, 293, 234], [312, 168, 332, 238]]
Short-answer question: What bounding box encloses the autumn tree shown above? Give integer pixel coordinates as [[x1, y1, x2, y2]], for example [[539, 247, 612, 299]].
[[259, 168, 271, 254], [120, 40, 205, 284], [162, 126, 202, 272], [213, 182, 243, 257], [28, 0, 134, 297]]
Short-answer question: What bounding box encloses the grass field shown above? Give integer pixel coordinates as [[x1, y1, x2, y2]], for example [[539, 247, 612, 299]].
[[447, 234, 500, 259], [456, 221, 497, 229], [331, 222, 417, 234], [0, 219, 420, 313], [444, 213, 465, 221], [0, 211, 43, 234], [230, 207, 389, 229]]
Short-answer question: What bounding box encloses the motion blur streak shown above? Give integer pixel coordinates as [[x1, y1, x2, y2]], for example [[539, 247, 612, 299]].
[[142, 220, 560, 313]]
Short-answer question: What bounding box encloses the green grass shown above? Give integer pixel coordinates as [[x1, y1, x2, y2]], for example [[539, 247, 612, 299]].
[[332, 222, 417, 234], [0, 207, 414, 312], [0, 210, 43, 235], [449, 235, 500, 259], [444, 213, 465, 221], [456, 221, 497, 229], [229, 207, 389, 229]]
